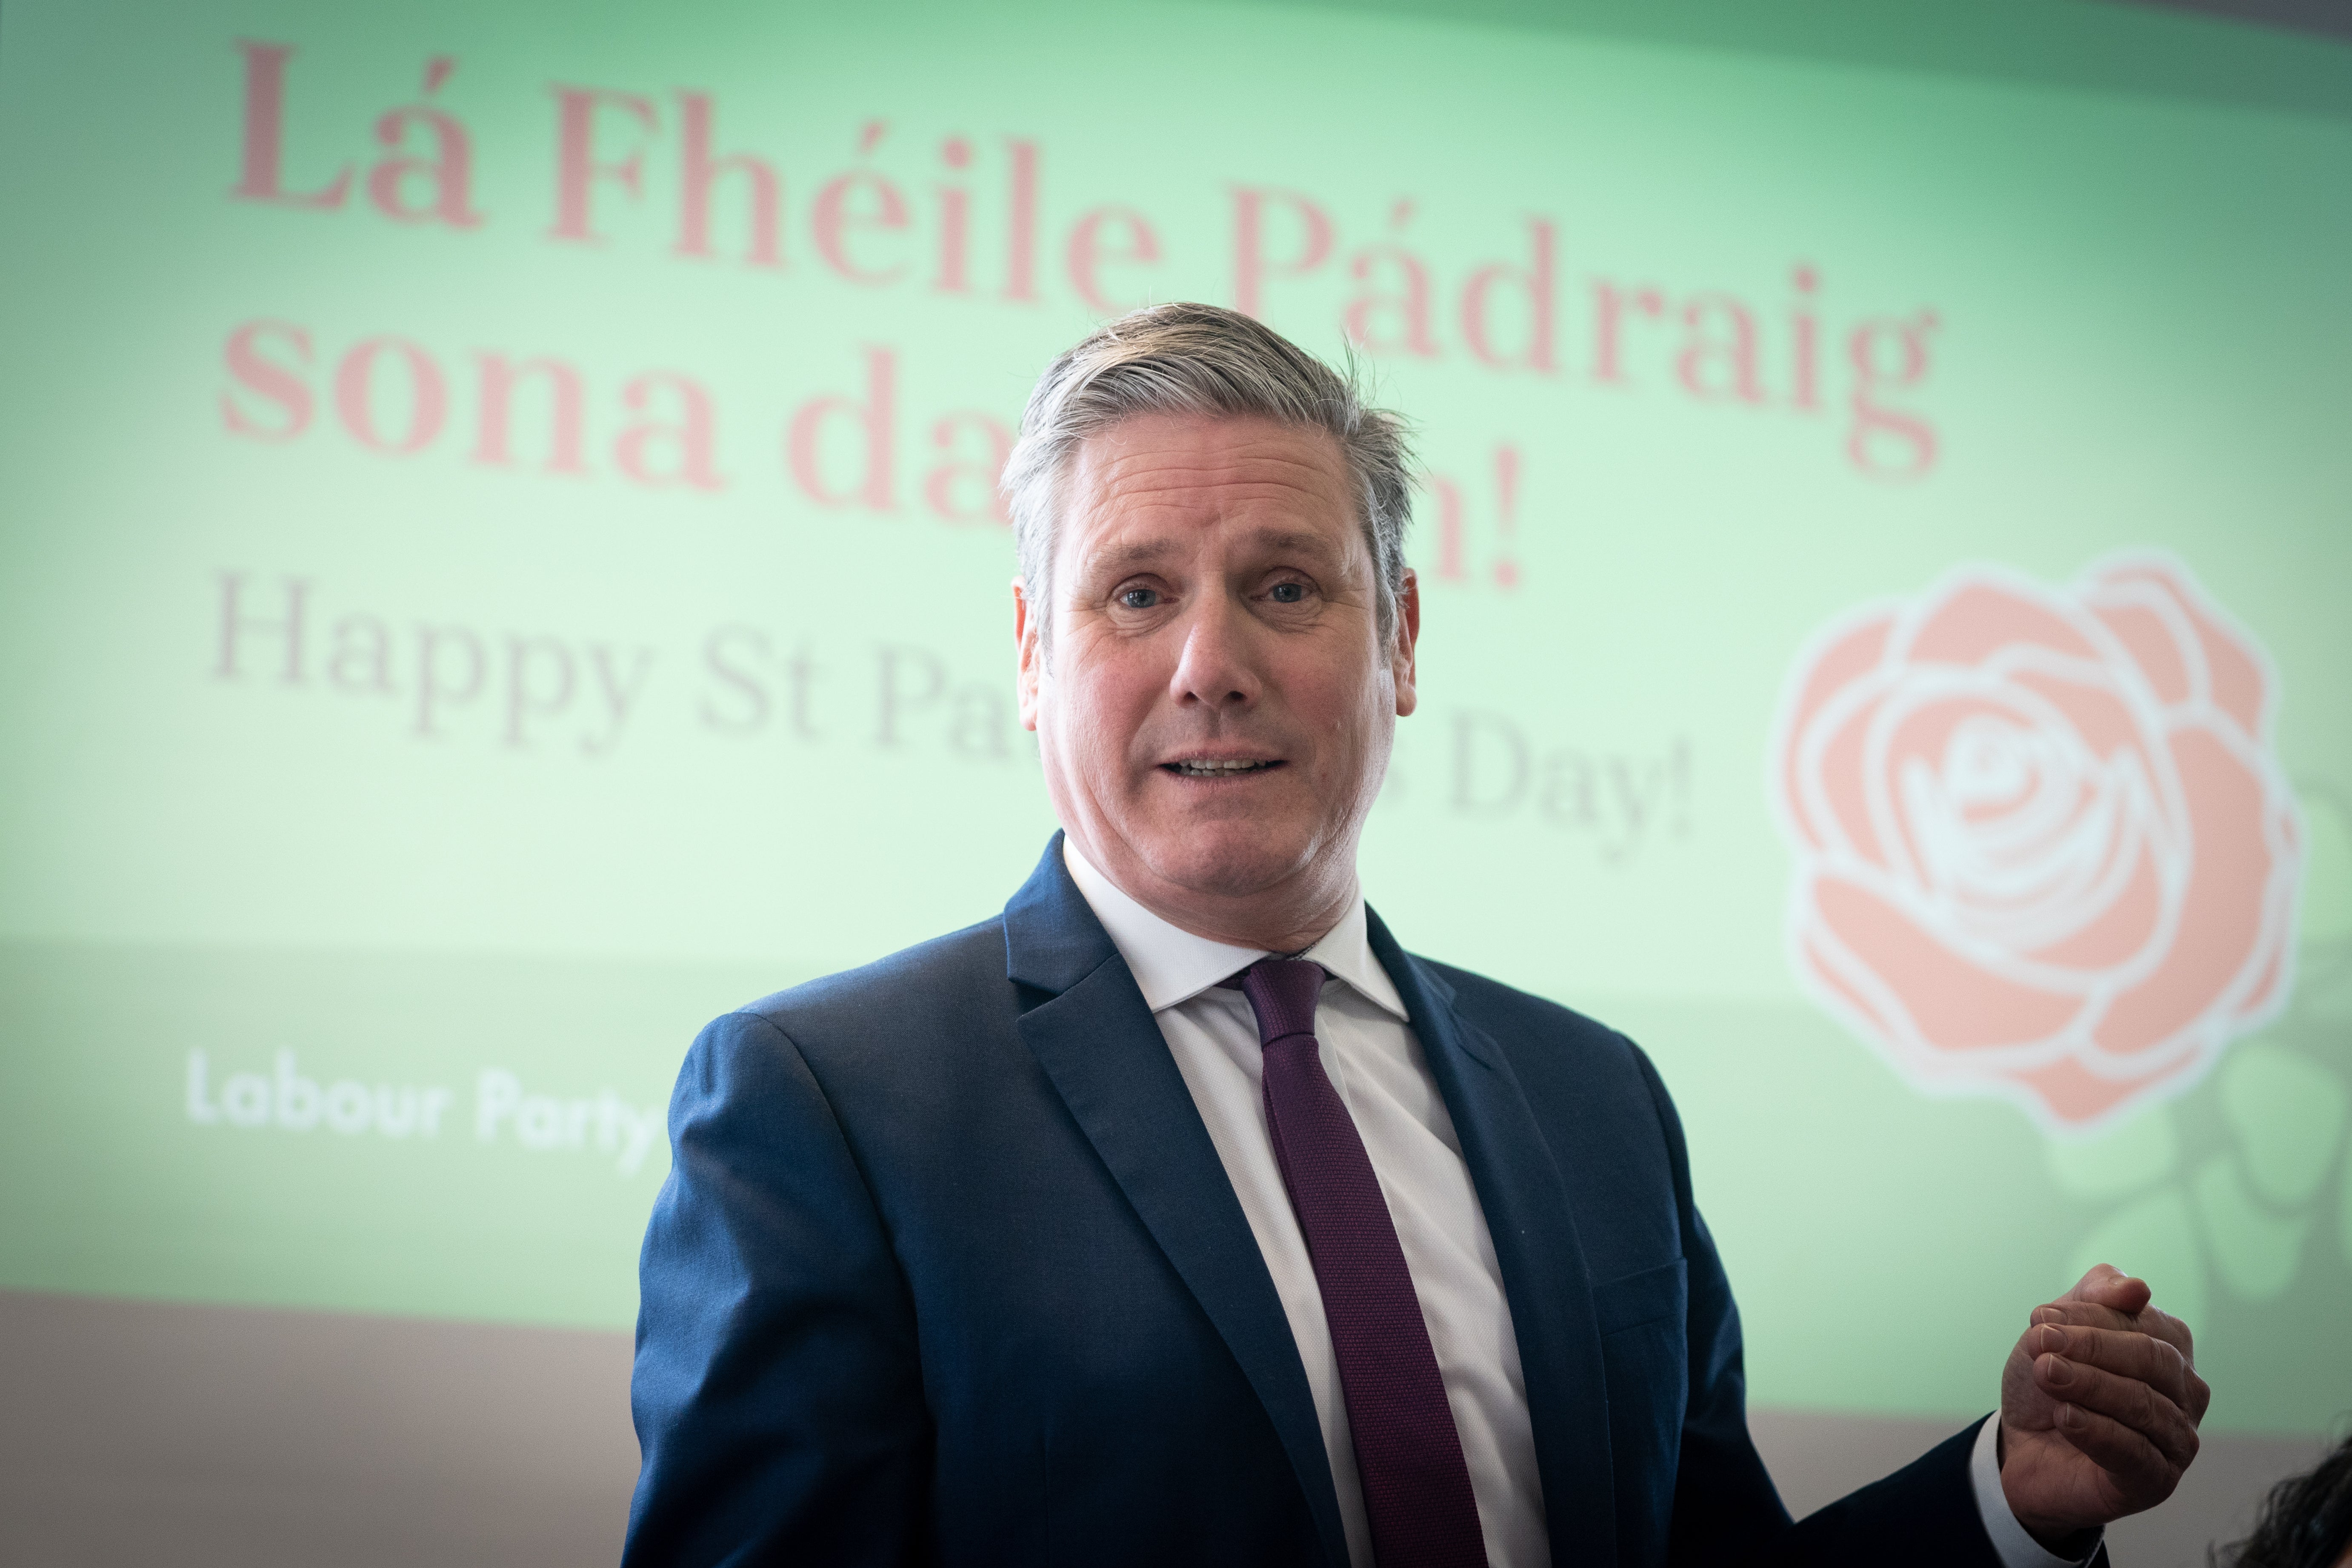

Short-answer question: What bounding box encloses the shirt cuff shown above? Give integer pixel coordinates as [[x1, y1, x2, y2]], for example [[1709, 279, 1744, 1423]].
[[1969, 1413, 2102, 1568]]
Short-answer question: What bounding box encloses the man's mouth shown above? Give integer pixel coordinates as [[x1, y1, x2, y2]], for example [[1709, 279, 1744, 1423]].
[[1163, 758, 1283, 777]]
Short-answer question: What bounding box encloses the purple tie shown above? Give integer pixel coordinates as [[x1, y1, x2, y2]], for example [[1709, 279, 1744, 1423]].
[[1233, 958, 1489, 1568]]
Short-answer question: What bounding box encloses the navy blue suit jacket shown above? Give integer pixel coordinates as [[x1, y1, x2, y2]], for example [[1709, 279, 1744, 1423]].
[[625, 837, 2011, 1566]]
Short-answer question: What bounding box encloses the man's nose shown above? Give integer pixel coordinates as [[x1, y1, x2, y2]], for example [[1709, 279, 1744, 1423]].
[[1168, 591, 1262, 710]]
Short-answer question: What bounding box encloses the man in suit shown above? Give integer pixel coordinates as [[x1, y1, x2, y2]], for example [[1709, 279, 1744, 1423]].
[[624, 303, 2208, 1566]]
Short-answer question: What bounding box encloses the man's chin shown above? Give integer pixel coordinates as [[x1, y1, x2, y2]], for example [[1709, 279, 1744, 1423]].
[[1135, 824, 1317, 904]]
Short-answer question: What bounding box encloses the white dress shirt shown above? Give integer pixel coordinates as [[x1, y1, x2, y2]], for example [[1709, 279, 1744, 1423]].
[[1062, 842, 2093, 1568]]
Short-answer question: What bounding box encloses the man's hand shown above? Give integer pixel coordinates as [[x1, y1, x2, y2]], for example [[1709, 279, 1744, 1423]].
[[2000, 1263, 2211, 1550]]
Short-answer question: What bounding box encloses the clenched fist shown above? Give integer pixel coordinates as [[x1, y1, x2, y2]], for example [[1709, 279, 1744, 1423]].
[[2000, 1263, 2211, 1551]]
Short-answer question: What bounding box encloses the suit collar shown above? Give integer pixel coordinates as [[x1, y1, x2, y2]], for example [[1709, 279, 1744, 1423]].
[[1002, 832, 1119, 995], [1003, 834, 1353, 1568], [1366, 910, 1620, 1568], [1007, 839, 1621, 1568], [1059, 838, 1407, 1020]]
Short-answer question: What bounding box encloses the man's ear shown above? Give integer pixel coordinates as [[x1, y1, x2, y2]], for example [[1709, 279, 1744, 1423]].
[[1015, 578, 1044, 732], [1391, 567, 1421, 718]]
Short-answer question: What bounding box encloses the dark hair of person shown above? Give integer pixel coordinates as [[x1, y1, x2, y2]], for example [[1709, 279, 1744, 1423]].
[[2215, 1433, 2352, 1568]]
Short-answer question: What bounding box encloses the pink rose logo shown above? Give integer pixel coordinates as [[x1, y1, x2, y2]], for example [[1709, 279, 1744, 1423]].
[[1772, 554, 2302, 1130]]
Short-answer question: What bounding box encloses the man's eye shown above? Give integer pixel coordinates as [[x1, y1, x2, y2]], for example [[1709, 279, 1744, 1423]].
[[1269, 582, 1306, 604], [1119, 587, 1160, 609]]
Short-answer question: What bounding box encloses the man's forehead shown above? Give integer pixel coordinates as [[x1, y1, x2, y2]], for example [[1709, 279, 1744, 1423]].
[[1076, 414, 1346, 500], [1064, 414, 1355, 557]]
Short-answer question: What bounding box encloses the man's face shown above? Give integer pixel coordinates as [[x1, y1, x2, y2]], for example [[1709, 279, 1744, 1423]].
[[1017, 411, 1419, 944]]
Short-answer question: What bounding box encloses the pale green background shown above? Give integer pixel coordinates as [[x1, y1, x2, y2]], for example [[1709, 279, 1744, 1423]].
[[2, 0, 2348, 1434]]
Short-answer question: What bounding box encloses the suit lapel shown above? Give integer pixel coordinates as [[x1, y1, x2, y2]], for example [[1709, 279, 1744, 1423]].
[[1369, 909, 1620, 1568], [1005, 837, 1351, 1568]]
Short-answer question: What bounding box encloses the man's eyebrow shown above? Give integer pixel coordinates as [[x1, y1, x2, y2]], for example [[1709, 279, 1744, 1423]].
[[1082, 537, 1186, 575], [1246, 527, 1345, 561], [1080, 527, 1348, 576]]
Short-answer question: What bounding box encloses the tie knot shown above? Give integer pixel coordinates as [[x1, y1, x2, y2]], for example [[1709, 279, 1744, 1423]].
[[1235, 957, 1326, 1046]]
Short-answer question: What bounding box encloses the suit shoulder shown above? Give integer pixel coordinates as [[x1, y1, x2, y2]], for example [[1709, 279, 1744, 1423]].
[[1416, 956, 1636, 1054], [1410, 954, 1666, 1107], [1411, 954, 1690, 1212], [717, 916, 1011, 1046]]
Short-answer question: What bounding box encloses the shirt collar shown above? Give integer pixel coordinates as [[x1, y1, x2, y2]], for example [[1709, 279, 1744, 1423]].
[[1062, 838, 1407, 1022]]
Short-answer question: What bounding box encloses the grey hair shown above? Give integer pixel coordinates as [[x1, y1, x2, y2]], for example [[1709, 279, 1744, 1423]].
[[1002, 302, 1415, 650]]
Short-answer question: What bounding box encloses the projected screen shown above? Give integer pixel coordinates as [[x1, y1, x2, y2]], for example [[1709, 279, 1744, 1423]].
[[3, 0, 2347, 1437]]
